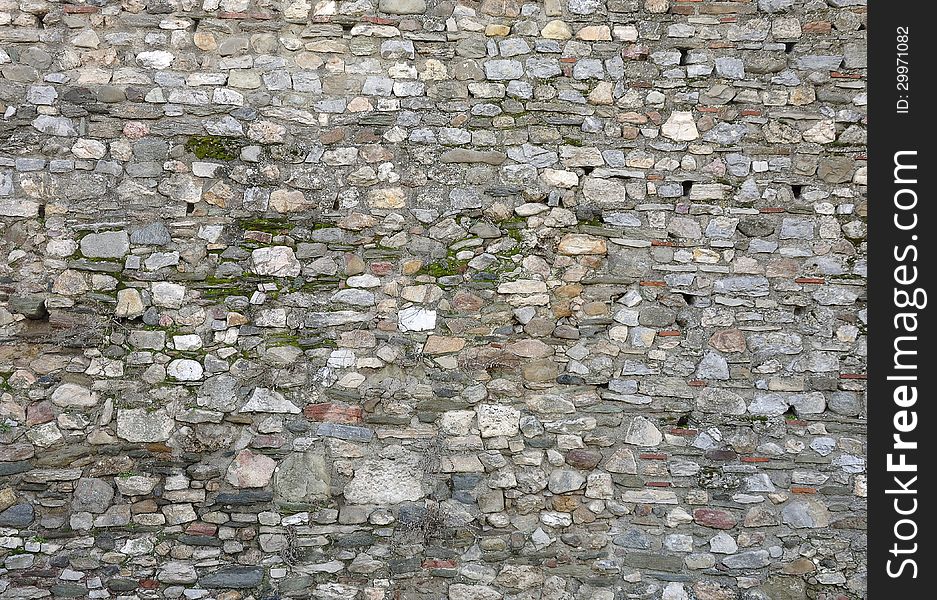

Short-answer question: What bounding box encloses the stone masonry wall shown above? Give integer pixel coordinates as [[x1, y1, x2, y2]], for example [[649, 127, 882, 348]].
[[0, 0, 867, 599]]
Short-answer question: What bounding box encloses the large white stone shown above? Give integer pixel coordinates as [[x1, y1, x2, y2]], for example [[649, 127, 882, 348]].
[[152, 282, 186, 308], [623, 416, 663, 447], [117, 409, 175, 442], [240, 387, 301, 414], [398, 306, 436, 332], [167, 359, 203, 381], [661, 111, 700, 141], [250, 246, 301, 277], [137, 51, 175, 69], [344, 458, 423, 504], [51, 383, 97, 408], [476, 404, 520, 438]]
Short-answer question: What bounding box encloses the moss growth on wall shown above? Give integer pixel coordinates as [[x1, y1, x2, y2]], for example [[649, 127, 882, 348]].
[[184, 136, 242, 161]]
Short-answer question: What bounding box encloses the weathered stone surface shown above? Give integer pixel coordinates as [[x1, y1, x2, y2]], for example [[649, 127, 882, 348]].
[[73, 478, 114, 513], [0, 0, 866, 597], [661, 111, 699, 141], [250, 246, 301, 277], [225, 450, 276, 488], [116, 409, 174, 442], [80, 231, 130, 258], [274, 450, 331, 502], [240, 387, 301, 414], [781, 499, 831, 529], [344, 457, 424, 504], [199, 567, 264, 589]]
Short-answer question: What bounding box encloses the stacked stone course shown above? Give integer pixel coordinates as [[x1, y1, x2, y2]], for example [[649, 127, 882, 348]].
[[0, 0, 866, 599]]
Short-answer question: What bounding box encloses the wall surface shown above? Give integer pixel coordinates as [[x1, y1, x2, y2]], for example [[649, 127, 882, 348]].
[[0, 0, 867, 599]]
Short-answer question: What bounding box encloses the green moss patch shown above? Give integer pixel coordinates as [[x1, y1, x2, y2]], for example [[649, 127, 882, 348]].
[[184, 135, 242, 161]]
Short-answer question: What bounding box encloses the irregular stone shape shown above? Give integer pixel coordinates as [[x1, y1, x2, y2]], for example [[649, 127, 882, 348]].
[[80, 231, 129, 258], [423, 335, 466, 354], [557, 233, 607, 255], [344, 458, 424, 504], [226, 449, 277, 488], [484, 59, 524, 80], [781, 498, 831, 528], [167, 359, 203, 381], [709, 329, 746, 353], [696, 351, 729, 380], [661, 111, 699, 141], [709, 532, 738, 554], [274, 450, 331, 503], [758, 576, 807, 600], [51, 383, 97, 408], [565, 449, 602, 470], [158, 562, 197, 585], [604, 447, 637, 474], [624, 416, 662, 447], [696, 387, 747, 415], [723, 550, 771, 569], [398, 307, 436, 332], [693, 508, 739, 529], [541, 20, 572, 40], [448, 584, 502, 600], [0, 503, 34, 527], [368, 187, 406, 208], [130, 222, 171, 246], [240, 387, 301, 414], [152, 281, 186, 308], [137, 51, 174, 69], [477, 404, 520, 438], [748, 393, 789, 417], [9, 294, 47, 319], [199, 566, 264, 589], [713, 276, 770, 297], [548, 469, 586, 493], [72, 478, 114, 514], [668, 216, 702, 239], [828, 391, 861, 416], [115, 289, 144, 319], [250, 246, 301, 277], [33, 115, 77, 136], [379, 0, 426, 14], [116, 409, 174, 442]]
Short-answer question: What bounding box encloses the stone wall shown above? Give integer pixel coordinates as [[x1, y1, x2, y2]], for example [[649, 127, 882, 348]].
[[0, 0, 867, 599]]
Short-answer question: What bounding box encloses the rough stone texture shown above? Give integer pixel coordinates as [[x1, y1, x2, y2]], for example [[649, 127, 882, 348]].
[[0, 1, 866, 599]]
